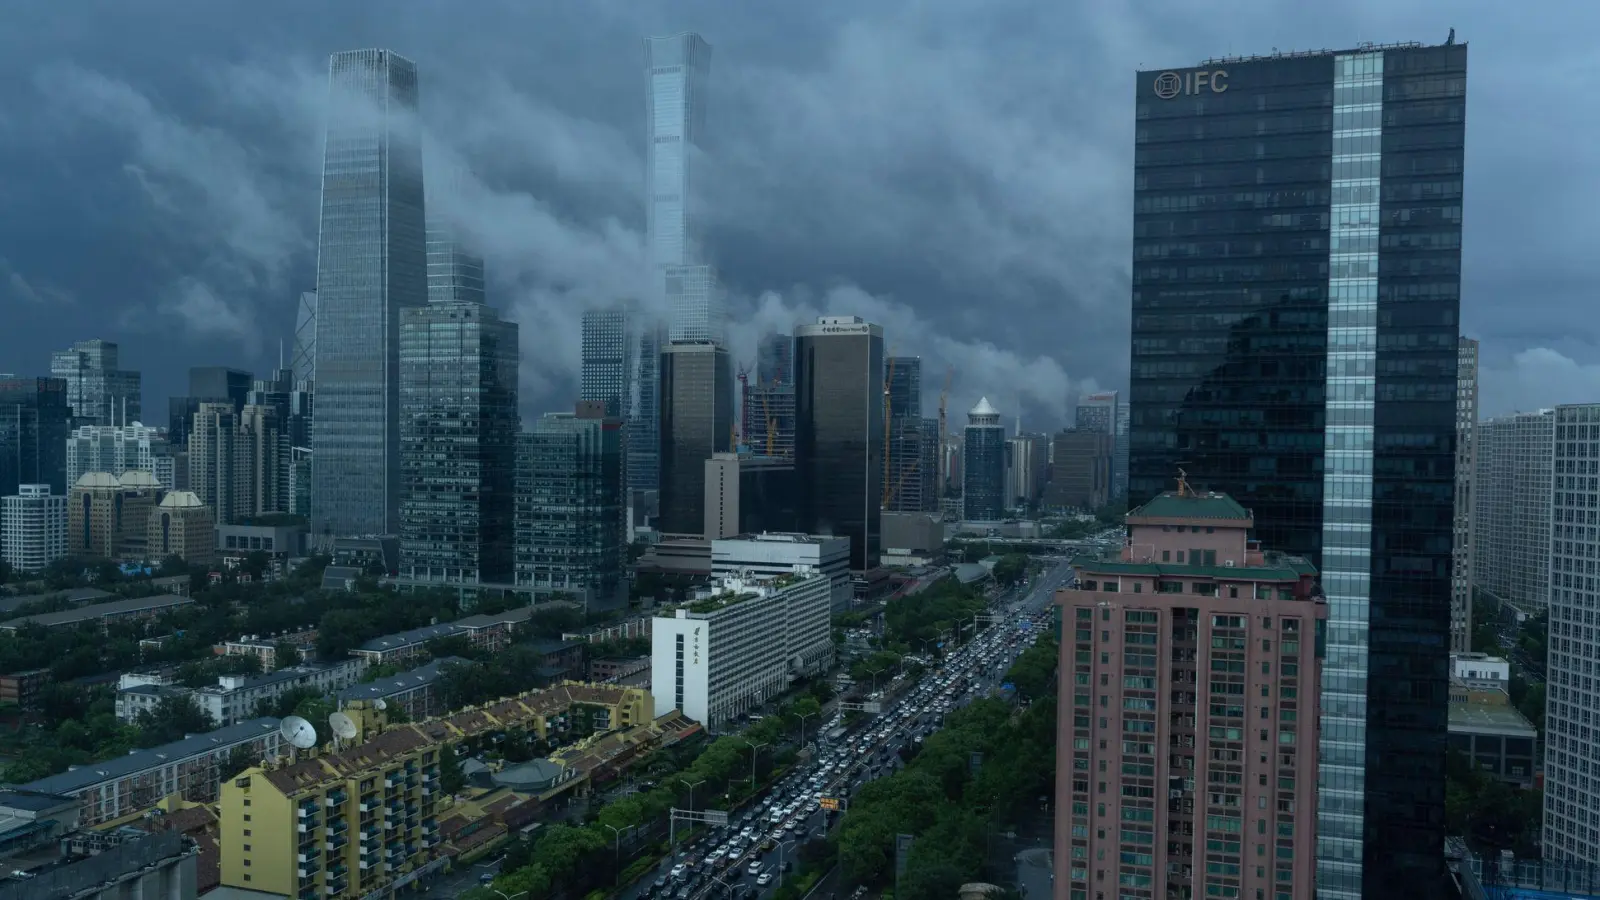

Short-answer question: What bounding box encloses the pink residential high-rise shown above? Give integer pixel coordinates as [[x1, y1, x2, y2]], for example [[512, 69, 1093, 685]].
[[1053, 482, 1327, 900]]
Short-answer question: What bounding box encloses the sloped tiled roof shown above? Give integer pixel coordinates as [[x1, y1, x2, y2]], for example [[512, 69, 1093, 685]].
[[1128, 491, 1251, 522]]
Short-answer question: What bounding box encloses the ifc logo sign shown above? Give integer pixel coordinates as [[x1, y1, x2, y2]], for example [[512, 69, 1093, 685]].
[[1153, 72, 1182, 99]]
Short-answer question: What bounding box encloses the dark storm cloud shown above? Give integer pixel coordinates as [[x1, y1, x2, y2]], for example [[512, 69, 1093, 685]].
[[0, 0, 1595, 422]]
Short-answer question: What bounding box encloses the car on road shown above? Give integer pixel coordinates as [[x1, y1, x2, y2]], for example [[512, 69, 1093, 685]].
[[757, 872, 775, 886]]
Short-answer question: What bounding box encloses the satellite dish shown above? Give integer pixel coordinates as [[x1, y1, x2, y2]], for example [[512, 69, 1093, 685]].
[[373, 698, 388, 711], [329, 712, 359, 741], [281, 716, 318, 750]]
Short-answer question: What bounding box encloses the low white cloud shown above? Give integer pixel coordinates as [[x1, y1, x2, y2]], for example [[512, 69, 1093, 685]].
[[153, 280, 259, 349], [1479, 347, 1600, 418], [0, 257, 73, 306]]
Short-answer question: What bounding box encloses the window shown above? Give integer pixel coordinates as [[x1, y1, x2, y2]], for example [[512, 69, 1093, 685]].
[[1163, 550, 1171, 561]]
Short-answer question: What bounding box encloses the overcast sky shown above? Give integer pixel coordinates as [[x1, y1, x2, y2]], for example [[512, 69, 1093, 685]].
[[0, 0, 1594, 425]]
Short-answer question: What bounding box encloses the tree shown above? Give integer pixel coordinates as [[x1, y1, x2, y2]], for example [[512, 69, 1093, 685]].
[[221, 744, 258, 780], [135, 695, 212, 747], [991, 553, 1029, 588], [273, 641, 302, 670], [438, 742, 466, 794]]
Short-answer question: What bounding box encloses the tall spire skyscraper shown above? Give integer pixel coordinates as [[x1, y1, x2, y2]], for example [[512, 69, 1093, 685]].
[[310, 49, 427, 541], [645, 32, 723, 346]]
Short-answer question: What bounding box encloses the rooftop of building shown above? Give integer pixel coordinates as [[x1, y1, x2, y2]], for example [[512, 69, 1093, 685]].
[[1128, 489, 1252, 522], [261, 724, 435, 796], [672, 569, 820, 616], [16, 718, 282, 796], [1187, 38, 1458, 68], [453, 605, 536, 630], [354, 621, 465, 653], [716, 532, 844, 547], [0, 587, 111, 616], [1072, 550, 1317, 582], [1448, 700, 1538, 738], [157, 491, 204, 509], [0, 790, 76, 813], [194, 662, 357, 696], [0, 593, 194, 630], [336, 657, 465, 704]]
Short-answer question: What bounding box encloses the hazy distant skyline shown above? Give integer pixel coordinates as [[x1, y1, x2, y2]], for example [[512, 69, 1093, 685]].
[[1, 1, 1596, 423]]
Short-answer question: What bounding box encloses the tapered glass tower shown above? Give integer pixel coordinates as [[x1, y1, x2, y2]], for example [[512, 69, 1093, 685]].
[[311, 49, 427, 540]]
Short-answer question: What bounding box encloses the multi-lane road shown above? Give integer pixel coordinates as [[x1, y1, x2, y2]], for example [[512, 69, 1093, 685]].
[[621, 559, 1069, 900]]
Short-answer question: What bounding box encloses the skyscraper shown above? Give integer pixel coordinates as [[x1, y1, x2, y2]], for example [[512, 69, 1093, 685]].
[[1128, 42, 1468, 897], [628, 323, 665, 494], [883, 356, 928, 513], [1472, 410, 1553, 613], [961, 397, 1005, 522], [425, 219, 485, 306], [0, 377, 70, 497], [645, 33, 723, 345], [795, 316, 884, 571], [398, 299, 519, 583], [65, 422, 168, 489], [49, 339, 141, 427], [1075, 390, 1123, 500], [312, 48, 427, 541], [2, 484, 66, 574], [1545, 403, 1600, 864], [1054, 490, 1327, 900], [516, 408, 626, 611], [745, 332, 797, 459], [170, 367, 252, 451], [657, 342, 733, 535], [1044, 429, 1112, 510], [1451, 337, 1479, 652], [581, 307, 634, 419]]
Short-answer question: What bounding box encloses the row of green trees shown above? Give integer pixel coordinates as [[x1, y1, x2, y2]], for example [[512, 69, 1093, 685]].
[[836, 633, 1059, 900], [481, 697, 824, 899]]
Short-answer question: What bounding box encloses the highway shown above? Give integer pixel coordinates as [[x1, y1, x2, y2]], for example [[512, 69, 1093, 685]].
[[622, 562, 1066, 900]]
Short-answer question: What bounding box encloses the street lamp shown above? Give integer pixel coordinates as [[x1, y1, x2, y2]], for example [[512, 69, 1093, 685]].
[[601, 823, 632, 883], [735, 738, 768, 790], [676, 777, 707, 813], [792, 710, 819, 749], [864, 664, 888, 694], [776, 839, 800, 888]]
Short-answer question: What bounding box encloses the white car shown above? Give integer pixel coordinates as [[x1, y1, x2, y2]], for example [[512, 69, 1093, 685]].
[[757, 872, 775, 886]]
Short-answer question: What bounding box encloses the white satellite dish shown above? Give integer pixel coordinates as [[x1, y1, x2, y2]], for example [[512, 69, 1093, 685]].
[[373, 698, 388, 711], [329, 712, 359, 742], [281, 716, 318, 750]]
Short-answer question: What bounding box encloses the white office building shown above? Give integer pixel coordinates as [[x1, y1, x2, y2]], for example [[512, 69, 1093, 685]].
[[1, 484, 67, 573], [65, 422, 173, 490], [1544, 403, 1600, 863], [1473, 409, 1554, 613], [711, 532, 851, 612], [651, 569, 833, 729]]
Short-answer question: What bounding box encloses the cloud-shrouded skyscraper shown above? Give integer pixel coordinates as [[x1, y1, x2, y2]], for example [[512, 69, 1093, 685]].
[[645, 32, 723, 346], [961, 397, 1005, 521], [311, 49, 427, 541], [581, 307, 633, 419]]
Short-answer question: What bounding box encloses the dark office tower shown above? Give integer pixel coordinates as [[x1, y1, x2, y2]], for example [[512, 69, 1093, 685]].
[[883, 356, 925, 513], [398, 300, 519, 583], [917, 418, 940, 512], [169, 367, 252, 451], [628, 322, 666, 494], [756, 332, 793, 386], [1129, 42, 1467, 899], [49, 339, 141, 427], [961, 398, 1006, 521], [0, 377, 70, 496], [581, 306, 633, 418], [658, 342, 733, 535], [795, 316, 884, 570], [515, 405, 626, 612], [312, 49, 427, 541], [425, 219, 485, 306]]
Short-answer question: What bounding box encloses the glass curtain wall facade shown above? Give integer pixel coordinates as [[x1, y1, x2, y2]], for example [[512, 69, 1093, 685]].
[[1129, 42, 1467, 900], [1450, 337, 1478, 651], [885, 357, 924, 513], [515, 413, 625, 612], [398, 301, 518, 583], [581, 307, 634, 419], [0, 378, 70, 497], [645, 33, 723, 346], [425, 221, 485, 306], [657, 342, 733, 534], [311, 49, 427, 541], [795, 318, 884, 570], [962, 399, 1006, 521], [49, 340, 141, 427], [628, 324, 665, 493]]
